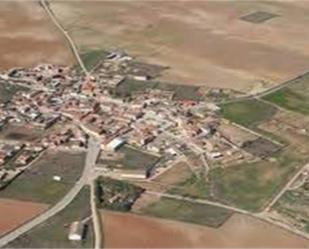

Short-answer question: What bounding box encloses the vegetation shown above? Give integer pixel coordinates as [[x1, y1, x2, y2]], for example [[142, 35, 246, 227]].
[[100, 145, 160, 170], [0, 82, 28, 103], [220, 99, 277, 128], [75, 49, 108, 72], [168, 174, 210, 199], [140, 197, 232, 227], [210, 151, 302, 211], [7, 187, 93, 249], [115, 79, 203, 101], [0, 151, 86, 204], [95, 176, 144, 212]]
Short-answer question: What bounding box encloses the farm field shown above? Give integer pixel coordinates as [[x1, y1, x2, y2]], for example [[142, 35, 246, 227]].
[[7, 187, 93, 249], [0, 2, 73, 70], [0, 150, 86, 204], [210, 150, 302, 211], [139, 196, 232, 228], [0, 198, 47, 237], [102, 211, 309, 248], [263, 72, 309, 115], [51, 1, 309, 92], [220, 99, 277, 128]]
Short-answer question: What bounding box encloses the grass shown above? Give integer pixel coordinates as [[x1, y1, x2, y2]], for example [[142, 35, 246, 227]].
[[6, 187, 93, 249], [115, 79, 203, 101], [168, 174, 210, 199], [101, 145, 160, 170], [210, 150, 302, 211], [75, 49, 108, 72], [0, 81, 28, 103], [220, 99, 277, 128], [140, 197, 232, 228], [264, 88, 309, 115], [0, 151, 86, 204]]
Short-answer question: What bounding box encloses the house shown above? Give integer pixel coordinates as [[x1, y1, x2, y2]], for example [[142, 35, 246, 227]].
[[68, 221, 85, 241]]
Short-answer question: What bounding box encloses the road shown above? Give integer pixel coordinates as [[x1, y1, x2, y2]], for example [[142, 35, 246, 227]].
[[263, 163, 309, 212], [0, 136, 101, 248], [40, 0, 89, 76]]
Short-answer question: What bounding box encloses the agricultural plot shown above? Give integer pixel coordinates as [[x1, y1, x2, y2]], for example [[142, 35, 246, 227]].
[[0, 150, 86, 204], [99, 145, 159, 171], [115, 79, 203, 101], [0, 124, 44, 142], [273, 182, 309, 233], [76, 49, 109, 72], [140, 196, 232, 228], [6, 187, 93, 249], [263, 72, 309, 115], [220, 99, 277, 128], [240, 11, 278, 24], [210, 150, 302, 211]]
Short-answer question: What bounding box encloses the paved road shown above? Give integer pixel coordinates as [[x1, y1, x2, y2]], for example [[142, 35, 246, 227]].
[[40, 0, 89, 76], [0, 136, 101, 248], [90, 180, 102, 249]]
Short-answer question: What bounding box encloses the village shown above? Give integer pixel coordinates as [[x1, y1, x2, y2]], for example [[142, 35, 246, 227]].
[[0, 51, 282, 190]]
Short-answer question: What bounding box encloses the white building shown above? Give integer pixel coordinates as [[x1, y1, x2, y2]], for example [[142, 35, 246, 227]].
[[68, 221, 84, 241], [105, 137, 125, 151]]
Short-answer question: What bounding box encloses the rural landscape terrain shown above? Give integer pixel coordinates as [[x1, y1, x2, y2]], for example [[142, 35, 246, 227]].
[[0, 0, 308, 248]]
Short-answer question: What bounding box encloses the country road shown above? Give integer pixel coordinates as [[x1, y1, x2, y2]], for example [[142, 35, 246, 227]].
[[0, 136, 101, 248], [40, 0, 89, 76]]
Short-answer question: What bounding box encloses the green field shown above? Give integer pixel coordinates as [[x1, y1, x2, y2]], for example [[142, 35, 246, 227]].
[[0, 82, 28, 103], [140, 197, 232, 227], [7, 187, 93, 249], [100, 145, 160, 170], [168, 174, 210, 199], [263, 73, 309, 115], [210, 151, 302, 211], [220, 99, 277, 128], [115, 79, 202, 101], [0, 151, 86, 204], [75, 49, 108, 72]]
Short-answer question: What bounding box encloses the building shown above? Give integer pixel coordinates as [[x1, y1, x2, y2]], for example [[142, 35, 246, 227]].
[[104, 137, 125, 151], [68, 221, 84, 241]]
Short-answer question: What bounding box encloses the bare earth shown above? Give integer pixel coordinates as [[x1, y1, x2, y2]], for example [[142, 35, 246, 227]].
[[52, 1, 309, 92], [102, 211, 309, 248], [0, 198, 47, 236], [0, 2, 74, 70]]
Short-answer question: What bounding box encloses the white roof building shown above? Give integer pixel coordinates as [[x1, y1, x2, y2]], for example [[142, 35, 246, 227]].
[[68, 221, 84, 241], [105, 137, 125, 151]]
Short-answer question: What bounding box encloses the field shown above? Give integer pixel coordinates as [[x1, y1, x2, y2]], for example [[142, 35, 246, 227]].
[[100, 145, 159, 171], [0, 2, 73, 70], [0, 198, 47, 236], [102, 211, 309, 248], [115, 79, 202, 101], [263, 72, 309, 115], [139, 196, 232, 228], [0, 150, 86, 204], [51, 1, 309, 92], [210, 150, 302, 211], [0, 124, 44, 142], [220, 99, 277, 128], [0, 82, 28, 104], [7, 187, 93, 249]]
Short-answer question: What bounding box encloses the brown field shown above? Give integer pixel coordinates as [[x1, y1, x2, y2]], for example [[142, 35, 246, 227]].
[[102, 211, 309, 248], [0, 198, 47, 236], [52, 1, 309, 92], [0, 2, 73, 70]]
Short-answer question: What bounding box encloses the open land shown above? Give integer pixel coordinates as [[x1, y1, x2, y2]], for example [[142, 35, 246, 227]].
[[102, 211, 309, 248], [0, 2, 73, 70], [6, 187, 93, 249], [0, 198, 47, 237], [51, 1, 309, 92], [0, 150, 86, 204]]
